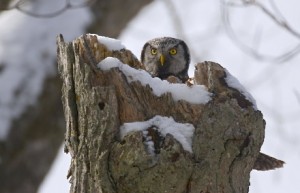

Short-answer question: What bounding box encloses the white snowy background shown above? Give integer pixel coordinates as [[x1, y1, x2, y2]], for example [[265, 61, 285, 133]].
[[0, 0, 299, 193]]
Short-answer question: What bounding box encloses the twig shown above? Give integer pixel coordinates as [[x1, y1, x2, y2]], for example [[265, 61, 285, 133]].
[[253, 0, 300, 39], [221, 0, 300, 63], [228, 0, 300, 39], [293, 89, 300, 105], [4, 0, 97, 18]]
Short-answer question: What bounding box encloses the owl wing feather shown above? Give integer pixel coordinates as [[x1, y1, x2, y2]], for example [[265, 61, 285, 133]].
[[253, 152, 285, 171]]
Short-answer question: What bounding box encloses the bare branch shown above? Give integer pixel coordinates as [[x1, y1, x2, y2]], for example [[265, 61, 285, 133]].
[[2, 0, 97, 18], [293, 89, 300, 105], [253, 0, 300, 39], [221, 0, 300, 63]]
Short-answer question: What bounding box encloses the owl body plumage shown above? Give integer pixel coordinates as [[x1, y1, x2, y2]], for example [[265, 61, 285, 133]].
[[141, 37, 190, 82]]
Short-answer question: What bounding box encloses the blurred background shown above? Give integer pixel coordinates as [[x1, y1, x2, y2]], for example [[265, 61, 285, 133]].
[[0, 0, 299, 192]]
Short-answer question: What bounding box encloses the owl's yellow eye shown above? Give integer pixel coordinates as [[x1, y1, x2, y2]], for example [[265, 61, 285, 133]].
[[169, 48, 177, 55], [151, 48, 157, 55]]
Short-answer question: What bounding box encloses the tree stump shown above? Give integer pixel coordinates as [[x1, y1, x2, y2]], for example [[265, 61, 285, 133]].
[[57, 34, 265, 193]]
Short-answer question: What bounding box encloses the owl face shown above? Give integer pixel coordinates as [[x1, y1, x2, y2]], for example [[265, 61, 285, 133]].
[[141, 37, 190, 82]]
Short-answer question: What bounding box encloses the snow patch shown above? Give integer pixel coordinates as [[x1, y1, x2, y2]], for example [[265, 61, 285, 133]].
[[120, 115, 195, 153], [38, 145, 71, 193], [97, 57, 212, 104], [97, 57, 120, 70], [224, 69, 257, 109], [94, 34, 125, 51], [0, 1, 91, 139]]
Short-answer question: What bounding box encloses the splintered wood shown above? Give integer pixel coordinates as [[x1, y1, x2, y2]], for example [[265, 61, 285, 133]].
[[57, 34, 265, 193]]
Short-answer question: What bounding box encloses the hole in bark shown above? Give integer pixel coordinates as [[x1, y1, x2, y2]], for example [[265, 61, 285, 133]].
[[120, 140, 126, 145], [146, 126, 164, 154], [98, 102, 105, 110], [170, 152, 180, 162]]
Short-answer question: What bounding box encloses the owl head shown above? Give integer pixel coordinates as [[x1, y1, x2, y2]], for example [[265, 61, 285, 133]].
[[141, 37, 190, 82]]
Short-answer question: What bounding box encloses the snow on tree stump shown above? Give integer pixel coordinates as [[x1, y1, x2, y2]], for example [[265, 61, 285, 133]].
[[57, 34, 264, 193]]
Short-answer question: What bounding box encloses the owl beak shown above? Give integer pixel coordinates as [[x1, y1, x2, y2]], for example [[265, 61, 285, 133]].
[[160, 55, 165, 66]]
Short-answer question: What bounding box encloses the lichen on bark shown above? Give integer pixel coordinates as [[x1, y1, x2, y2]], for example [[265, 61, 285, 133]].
[[57, 34, 265, 193]]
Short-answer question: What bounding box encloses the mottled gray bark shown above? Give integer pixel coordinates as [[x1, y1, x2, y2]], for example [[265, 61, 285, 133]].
[[57, 34, 265, 193]]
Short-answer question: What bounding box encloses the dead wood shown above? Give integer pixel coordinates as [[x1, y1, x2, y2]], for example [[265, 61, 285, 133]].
[[57, 34, 265, 193]]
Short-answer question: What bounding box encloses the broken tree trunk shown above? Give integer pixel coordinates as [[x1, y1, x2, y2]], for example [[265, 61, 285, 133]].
[[57, 34, 265, 193]]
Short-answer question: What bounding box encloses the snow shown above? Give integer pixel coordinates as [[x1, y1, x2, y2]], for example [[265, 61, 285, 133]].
[[224, 69, 258, 109], [0, 0, 91, 192], [38, 145, 71, 193], [97, 57, 212, 104], [0, 0, 91, 139], [0, 0, 297, 193], [119, 1, 300, 193], [120, 115, 195, 153], [95, 34, 125, 51], [97, 57, 120, 69]]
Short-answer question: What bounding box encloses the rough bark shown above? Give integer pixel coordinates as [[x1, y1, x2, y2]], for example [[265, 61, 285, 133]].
[[0, 1, 152, 193], [57, 34, 265, 193]]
